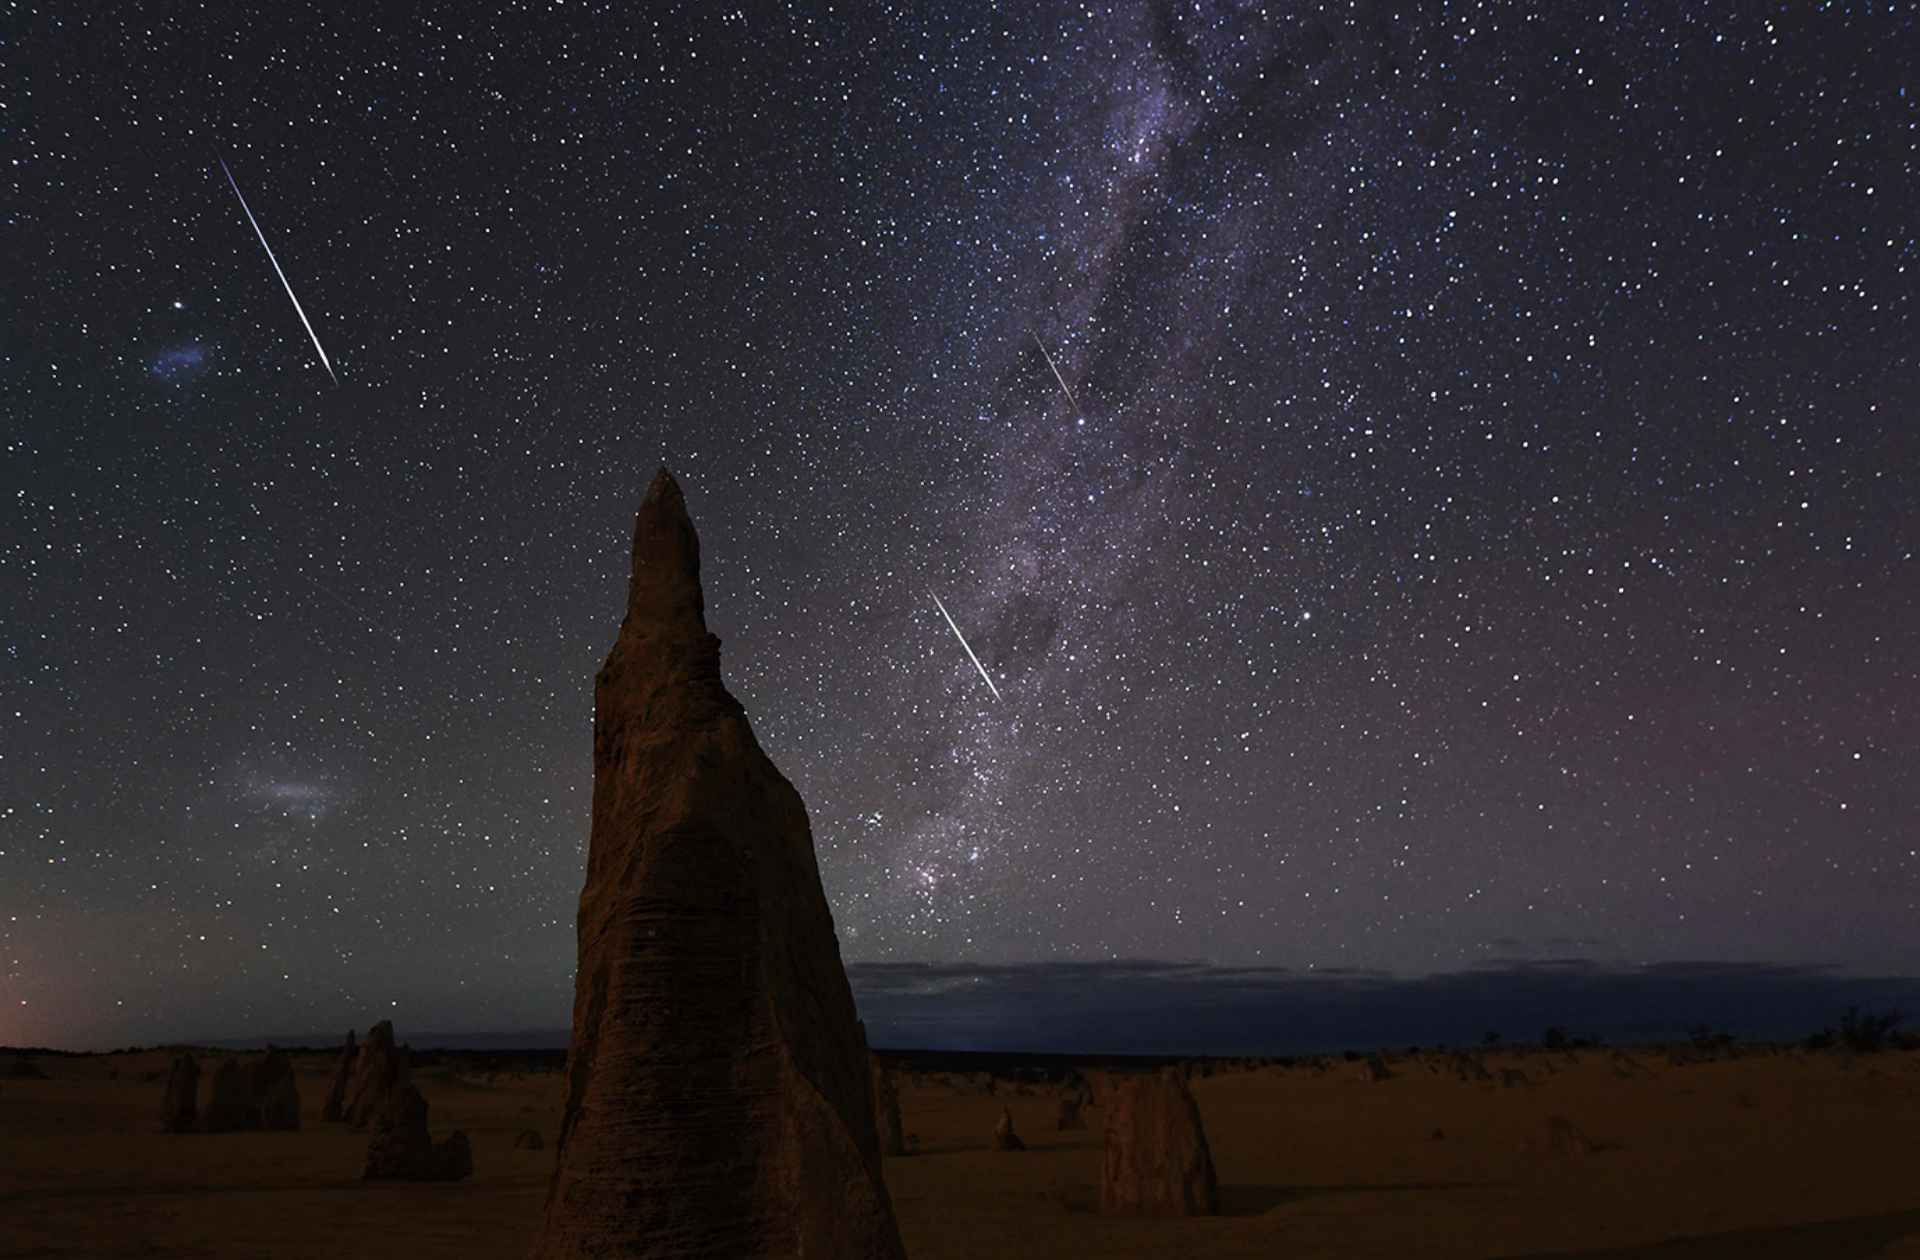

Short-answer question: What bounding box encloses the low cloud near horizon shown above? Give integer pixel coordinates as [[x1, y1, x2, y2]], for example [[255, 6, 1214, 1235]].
[[82, 958, 1920, 1057], [845, 958, 1920, 1056]]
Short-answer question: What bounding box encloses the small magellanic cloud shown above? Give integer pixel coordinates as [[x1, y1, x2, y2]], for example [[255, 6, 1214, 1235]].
[[148, 341, 210, 382]]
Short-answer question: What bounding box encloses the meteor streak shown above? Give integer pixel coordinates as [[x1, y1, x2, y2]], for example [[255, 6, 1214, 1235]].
[[1032, 331, 1078, 414], [220, 157, 338, 385], [928, 588, 1001, 701]]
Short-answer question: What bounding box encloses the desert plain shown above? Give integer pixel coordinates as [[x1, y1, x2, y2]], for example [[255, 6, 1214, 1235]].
[[3, 1043, 1918, 1258]]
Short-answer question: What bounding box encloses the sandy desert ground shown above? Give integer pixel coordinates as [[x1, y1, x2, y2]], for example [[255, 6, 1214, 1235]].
[[3, 1045, 1918, 1258]]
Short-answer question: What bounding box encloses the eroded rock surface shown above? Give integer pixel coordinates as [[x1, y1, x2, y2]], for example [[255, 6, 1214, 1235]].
[[321, 1029, 357, 1122], [363, 1084, 472, 1181], [1099, 1070, 1219, 1217], [250, 1050, 301, 1130], [200, 1059, 255, 1133], [1542, 1114, 1599, 1157], [531, 470, 905, 1260], [992, 1105, 1026, 1152], [160, 1053, 198, 1133], [342, 1020, 410, 1130], [873, 1059, 907, 1157]]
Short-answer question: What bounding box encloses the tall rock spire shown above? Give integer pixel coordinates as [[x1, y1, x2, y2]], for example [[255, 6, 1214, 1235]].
[[533, 469, 905, 1259]]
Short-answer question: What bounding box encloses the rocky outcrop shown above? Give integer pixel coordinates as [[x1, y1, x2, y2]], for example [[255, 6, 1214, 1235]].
[[1538, 1115, 1598, 1157], [342, 1020, 410, 1129], [321, 1029, 357, 1121], [1055, 1092, 1086, 1130], [200, 1059, 256, 1132], [195, 1052, 301, 1132], [251, 1050, 300, 1130], [1099, 1070, 1218, 1217], [362, 1084, 472, 1181], [873, 1059, 906, 1157], [1609, 1051, 1651, 1080], [992, 1106, 1025, 1151], [160, 1053, 198, 1133], [1449, 1052, 1494, 1083], [514, 1129, 544, 1151], [436, 1129, 474, 1180], [530, 470, 905, 1260]]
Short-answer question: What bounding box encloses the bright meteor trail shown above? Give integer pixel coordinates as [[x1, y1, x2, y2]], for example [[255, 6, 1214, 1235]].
[[1032, 331, 1078, 414], [219, 157, 338, 385], [928, 588, 1002, 702]]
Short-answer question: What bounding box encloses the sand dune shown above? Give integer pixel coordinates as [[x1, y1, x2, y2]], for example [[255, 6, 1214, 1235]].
[[3, 1046, 1918, 1258]]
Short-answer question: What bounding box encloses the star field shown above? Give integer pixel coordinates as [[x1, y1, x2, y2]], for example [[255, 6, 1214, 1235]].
[[4, 2, 1917, 1047]]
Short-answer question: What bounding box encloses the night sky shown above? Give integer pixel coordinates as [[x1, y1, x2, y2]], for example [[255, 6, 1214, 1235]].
[[6, 3, 1918, 1050]]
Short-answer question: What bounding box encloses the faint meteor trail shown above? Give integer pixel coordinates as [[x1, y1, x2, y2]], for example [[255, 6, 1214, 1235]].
[[928, 588, 1002, 701], [1032, 331, 1078, 413], [219, 157, 338, 384], [1803, 781, 1849, 808]]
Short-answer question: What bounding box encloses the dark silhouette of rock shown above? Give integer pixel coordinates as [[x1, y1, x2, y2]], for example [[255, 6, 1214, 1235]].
[[1360, 1053, 1394, 1082], [530, 470, 905, 1260], [873, 1058, 906, 1157], [321, 1029, 357, 1122], [992, 1106, 1025, 1151], [342, 1020, 410, 1129], [1609, 1051, 1650, 1080], [251, 1050, 300, 1130], [1542, 1115, 1597, 1157], [437, 1129, 474, 1180], [200, 1059, 256, 1132], [194, 1052, 300, 1133], [1450, 1052, 1494, 1083], [160, 1053, 198, 1133], [1055, 1093, 1086, 1130], [362, 1084, 473, 1181], [1099, 1070, 1218, 1217], [514, 1128, 544, 1150]]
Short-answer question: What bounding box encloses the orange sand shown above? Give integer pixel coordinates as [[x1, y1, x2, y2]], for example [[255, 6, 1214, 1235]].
[[3, 1046, 1917, 1258]]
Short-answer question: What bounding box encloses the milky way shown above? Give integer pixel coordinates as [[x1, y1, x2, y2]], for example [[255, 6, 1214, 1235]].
[[5, 3, 1917, 1045]]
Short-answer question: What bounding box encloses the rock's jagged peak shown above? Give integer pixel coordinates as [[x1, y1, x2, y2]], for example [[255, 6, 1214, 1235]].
[[624, 467, 706, 635], [603, 467, 740, 733]]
